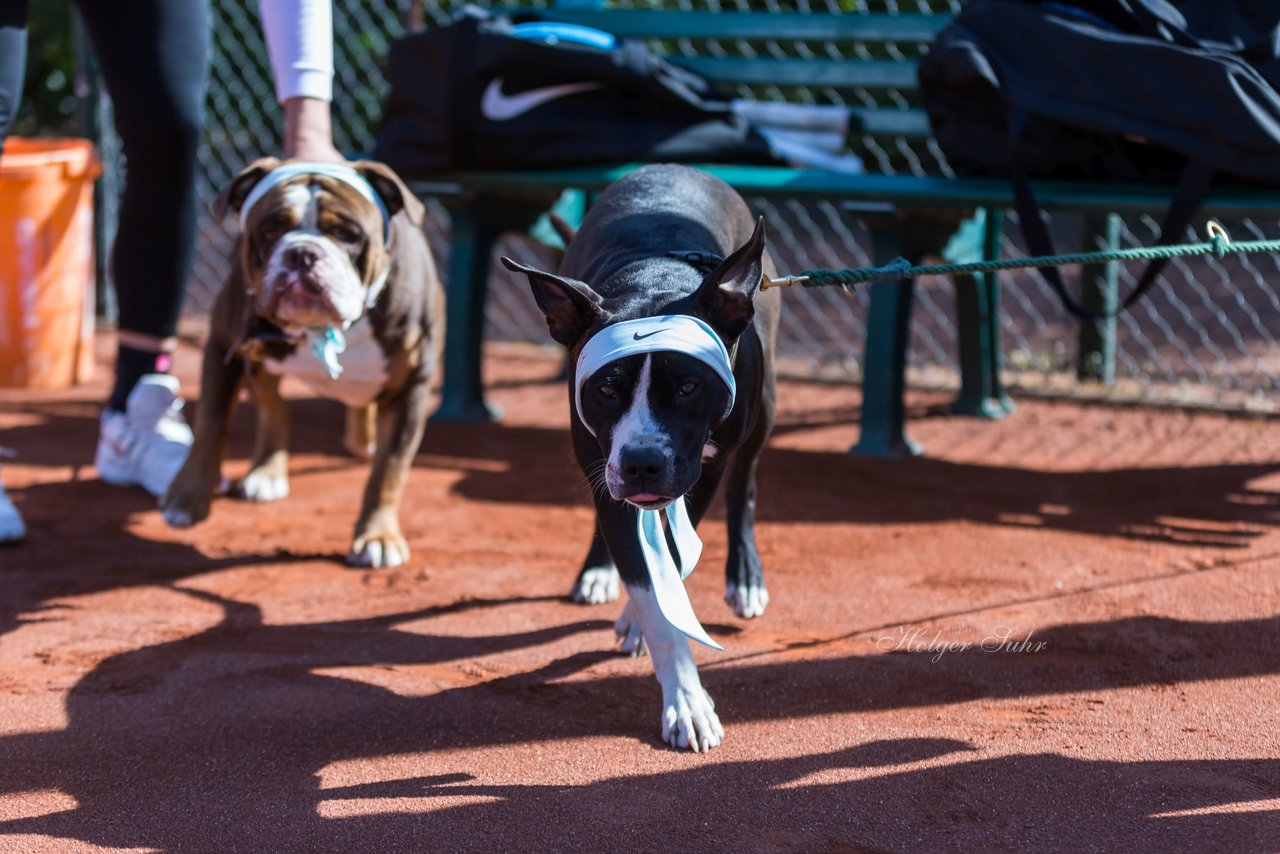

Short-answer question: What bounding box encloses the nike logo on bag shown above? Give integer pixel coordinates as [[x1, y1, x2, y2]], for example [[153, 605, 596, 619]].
[[633, 330, 662, 340], [480, 78, 603, 122]]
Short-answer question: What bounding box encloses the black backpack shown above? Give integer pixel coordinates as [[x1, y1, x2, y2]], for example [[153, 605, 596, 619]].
[[373, 8, 778, 174], [918, 0, 1280, 316]]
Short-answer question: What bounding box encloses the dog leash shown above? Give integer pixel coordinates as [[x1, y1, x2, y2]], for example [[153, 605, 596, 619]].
[[759, 221, 1280, 317]]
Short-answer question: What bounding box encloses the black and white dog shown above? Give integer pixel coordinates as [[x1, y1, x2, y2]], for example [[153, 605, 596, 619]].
[[502, 164, 779, 751]]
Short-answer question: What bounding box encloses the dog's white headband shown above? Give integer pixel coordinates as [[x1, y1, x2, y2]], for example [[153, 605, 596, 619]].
[[238, 161, 391, 244], [573, 315, 736, 436]]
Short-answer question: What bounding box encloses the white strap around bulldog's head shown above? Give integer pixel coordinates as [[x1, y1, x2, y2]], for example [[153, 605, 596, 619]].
[[573, 315, 736, 437], [239, 161, 391, 244], [240, 162, 393, 377], [573, 314, 735, 651]]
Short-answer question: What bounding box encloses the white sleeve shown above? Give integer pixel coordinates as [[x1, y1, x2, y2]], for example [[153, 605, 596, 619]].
[[259, 0, 334, 103]]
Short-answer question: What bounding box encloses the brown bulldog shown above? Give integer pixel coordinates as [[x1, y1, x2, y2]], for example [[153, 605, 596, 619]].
[[161, 158, 443, 568]]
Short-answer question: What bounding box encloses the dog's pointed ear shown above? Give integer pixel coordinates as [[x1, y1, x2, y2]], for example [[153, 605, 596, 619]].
[[696, 217, 766, 337], [501, 257, 606, 348], [353, 160, 426, 226], [215, 157, 281, 220]]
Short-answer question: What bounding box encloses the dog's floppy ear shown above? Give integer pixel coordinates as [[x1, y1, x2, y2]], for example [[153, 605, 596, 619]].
[[696, 217, 766, 337], [501, 257, 606, 348], [353, 160, 426, 226], [215, 157, 281, 220]]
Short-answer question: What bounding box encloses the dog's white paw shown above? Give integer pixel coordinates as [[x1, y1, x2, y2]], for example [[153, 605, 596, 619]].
[[662, 687, 723, 753], [614, 602, 648, 658], [726, 582, 770, 619], [572, 566, 620, 604], [347, 537, 409, 569], [349, 515, 409, 570], [237, 470, 289, 503]]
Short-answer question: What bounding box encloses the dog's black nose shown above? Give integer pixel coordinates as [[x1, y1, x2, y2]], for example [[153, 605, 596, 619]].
[[284, 245, 319, 271], [621, 446, 666, 482]]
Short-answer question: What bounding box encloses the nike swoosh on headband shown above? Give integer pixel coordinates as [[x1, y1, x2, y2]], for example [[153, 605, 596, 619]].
[[574, 315, 736, 439], [480, 78, 603, 122]]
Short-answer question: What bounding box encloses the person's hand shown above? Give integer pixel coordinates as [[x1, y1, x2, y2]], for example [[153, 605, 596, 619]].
[[282, 97, 344, 162]]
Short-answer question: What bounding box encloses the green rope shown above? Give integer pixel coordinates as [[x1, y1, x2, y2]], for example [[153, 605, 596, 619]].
[[782, 222, 1280, 292]]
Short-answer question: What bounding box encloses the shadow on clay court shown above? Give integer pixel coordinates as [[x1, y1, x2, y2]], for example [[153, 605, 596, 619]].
[[0, 396, 364, 644], [423, 420, 1280, 550], [0, 476, 334, 643], [0, 587, 1275, 850], [0, 390, 445, 644]]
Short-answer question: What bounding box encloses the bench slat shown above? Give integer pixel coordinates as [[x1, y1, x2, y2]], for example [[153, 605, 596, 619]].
[[674, 57, 918, 90], [412, 166, 1280, 218], [538, 10, 950, 43], [850, 108, 931, 138]]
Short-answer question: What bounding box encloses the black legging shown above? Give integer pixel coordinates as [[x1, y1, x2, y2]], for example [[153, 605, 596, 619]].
[[0, 0, 208, 343]]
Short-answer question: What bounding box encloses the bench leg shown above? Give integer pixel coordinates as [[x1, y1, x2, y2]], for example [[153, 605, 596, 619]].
[[952, 208, 1013, 418], [433, 197, 551, 422], [1077, 213, 1119, 384], [434, 199, 503, 423], [853, 220, 922, 458]]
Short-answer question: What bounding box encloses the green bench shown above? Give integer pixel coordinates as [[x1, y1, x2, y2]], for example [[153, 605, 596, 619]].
[[406, 7, 1280, 457]]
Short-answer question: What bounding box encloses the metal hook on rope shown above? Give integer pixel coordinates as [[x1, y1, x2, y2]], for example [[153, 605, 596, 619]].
[[761, 274, 811, 291], [1205, 220, 1231, 259]]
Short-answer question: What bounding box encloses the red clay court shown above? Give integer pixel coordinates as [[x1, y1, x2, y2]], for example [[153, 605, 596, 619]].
[[1, 339, 1277, 852]]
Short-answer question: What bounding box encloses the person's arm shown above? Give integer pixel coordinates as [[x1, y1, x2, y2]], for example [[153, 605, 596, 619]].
[[259, 0, 343, 161]]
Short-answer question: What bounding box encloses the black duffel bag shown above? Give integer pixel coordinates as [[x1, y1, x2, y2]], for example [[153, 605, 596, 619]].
[[918, 0, 1280, 316], [373, 7, 778, 174]]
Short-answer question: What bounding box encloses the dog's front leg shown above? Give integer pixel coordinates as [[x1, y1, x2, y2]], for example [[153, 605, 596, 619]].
[[572, 522, 620, 604], [601, 504, 723, 751], [235, 368, 290, 502], [624, 583, 723, 752], [724, 427, 770, 619], [344, 403, 377, 461], [349, 375, 430, 568], [161, 326, 245, 528], [724, 340, 775, 619]]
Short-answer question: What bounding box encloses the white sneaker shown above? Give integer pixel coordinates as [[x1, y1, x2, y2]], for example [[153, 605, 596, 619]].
[[0, 470, 25, 543], [95, 374, 194, 497]]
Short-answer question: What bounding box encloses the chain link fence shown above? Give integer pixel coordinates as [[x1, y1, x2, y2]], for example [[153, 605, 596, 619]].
[[92, 0, 1279, 414]]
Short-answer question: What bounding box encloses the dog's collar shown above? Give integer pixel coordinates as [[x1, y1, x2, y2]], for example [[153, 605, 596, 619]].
[[573, 315, 736, 438], [239, 162, 391, 244]]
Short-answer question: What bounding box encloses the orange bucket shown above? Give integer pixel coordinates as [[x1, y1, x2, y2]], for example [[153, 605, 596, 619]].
[[0, 137, 101, 388]]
